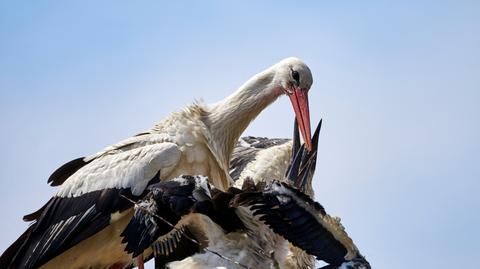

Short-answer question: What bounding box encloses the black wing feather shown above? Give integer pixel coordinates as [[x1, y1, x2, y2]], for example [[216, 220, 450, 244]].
[[193, 189, 245, 233], [152, 226, 202, 269], [230, 137, 290, 181], [121, 195, 181, 257], [22, 158, 91, 222], [0, 228, 32, 269], [1, 171, 159, 269], [229, 146, 259, 180], [232, 182, 350, 266], [47, 157, 90, 187], [121, 177, 200, 258], [3, 188, 136, 268]]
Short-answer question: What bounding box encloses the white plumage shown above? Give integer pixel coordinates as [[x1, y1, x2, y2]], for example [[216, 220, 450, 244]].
[[0, 57, 315, 269], [168, 120, 322, 269], [234, 140, 293, 189], [166, 139, 313, 268], [58, 142, 180, 197], [114, 125, 370, 269]]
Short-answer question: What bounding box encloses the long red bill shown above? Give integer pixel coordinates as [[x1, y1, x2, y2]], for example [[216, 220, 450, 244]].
[[288, 87, 312, 151]]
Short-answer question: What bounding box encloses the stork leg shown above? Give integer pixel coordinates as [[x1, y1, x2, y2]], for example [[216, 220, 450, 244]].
[[137, 254, 145, 269]]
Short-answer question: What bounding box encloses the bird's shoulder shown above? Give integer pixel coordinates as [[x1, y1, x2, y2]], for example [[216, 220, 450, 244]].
[[53, 136, 181, 198], [45, 133, 174, 188], [150, 104, 210, 146]]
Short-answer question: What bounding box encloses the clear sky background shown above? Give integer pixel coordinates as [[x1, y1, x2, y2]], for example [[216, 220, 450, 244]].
[[1, 1, 479, 268]]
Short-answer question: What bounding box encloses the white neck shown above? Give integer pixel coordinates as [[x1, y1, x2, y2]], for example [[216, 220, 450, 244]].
[[206, 68, 283, 169]]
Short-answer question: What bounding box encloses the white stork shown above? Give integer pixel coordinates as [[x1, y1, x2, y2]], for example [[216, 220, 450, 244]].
[[157, 121, 371, 269], [226, 121, 370, 269], [229, 121, 321, 268], [232, 180, 371, 269], [116, 122, 320, 269], [0, 57, 314, 269], [119, 163, 371, 269], [118, 122, 370, 269]]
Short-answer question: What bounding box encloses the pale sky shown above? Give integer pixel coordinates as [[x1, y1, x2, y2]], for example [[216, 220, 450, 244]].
[[1, 1, 479, 268]]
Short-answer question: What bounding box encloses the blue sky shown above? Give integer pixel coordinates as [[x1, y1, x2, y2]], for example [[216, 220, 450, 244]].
[[1, 1, 479, 268]]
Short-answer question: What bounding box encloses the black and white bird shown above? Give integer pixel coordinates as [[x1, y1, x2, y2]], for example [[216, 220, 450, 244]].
[[120, 175, 215, 260], [147, 120, 321, 269], [231, 119, 320, 196], [227, 121, 370, 269], [0, 57, 314, 269], [220, 120, 321, 269], [161, 120, 370, 269], [120, 175, 247, 268], [233, 181, 371, 269], [118, 122, 320, 269], [120, 159, 370, 269]]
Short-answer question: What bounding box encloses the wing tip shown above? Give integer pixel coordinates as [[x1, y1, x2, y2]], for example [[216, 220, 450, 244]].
[[47, 157, 89, 187], [0, 226, 33, 269]]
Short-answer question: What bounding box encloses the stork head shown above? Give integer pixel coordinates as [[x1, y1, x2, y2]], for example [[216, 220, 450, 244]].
[[272, 57, 314, 151]]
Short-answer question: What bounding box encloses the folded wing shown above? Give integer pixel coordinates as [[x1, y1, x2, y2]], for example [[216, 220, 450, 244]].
[[0, 138, 181, 269], [232, 181, 366, 267]]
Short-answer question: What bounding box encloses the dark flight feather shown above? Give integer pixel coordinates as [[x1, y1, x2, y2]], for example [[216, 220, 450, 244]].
[[120, 177, 244, 268], [152, 225, 202, 269], [232, 181, 354, 266], [120, 176, 207, 258], [47, 157, 90, 187], [1, 172, 160, 269]]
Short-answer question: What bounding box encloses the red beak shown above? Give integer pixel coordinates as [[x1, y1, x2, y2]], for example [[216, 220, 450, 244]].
[[288, 87, 312, 151]]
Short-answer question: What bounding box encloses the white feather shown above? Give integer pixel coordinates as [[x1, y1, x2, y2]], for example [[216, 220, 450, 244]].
[[56, 142, 181, 197]]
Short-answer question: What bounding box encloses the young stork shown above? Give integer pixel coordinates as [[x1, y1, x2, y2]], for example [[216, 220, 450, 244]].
[[228, 123, 370, 269], [119, 121, 321, 269], [155, 121, 371, 269], [228, 121, 321, 269], [0, 57, 314, 269], [231, 119, 320, 196], [119, 161, 371, 269], [232, 181, 371, 269]]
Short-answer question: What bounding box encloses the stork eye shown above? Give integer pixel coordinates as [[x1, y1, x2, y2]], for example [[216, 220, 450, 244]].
[[292, 70, 300, 85]]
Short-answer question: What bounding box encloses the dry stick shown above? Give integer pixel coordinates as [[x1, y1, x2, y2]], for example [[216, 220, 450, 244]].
[[120, 194, 252, 269]]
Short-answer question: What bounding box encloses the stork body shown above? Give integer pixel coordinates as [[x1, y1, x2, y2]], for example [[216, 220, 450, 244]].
[[0, 57, 314, 269], [118, 124, 370, 269], [121, 177, 370, 269], [148, 122, 321, 269], [230, 137, 315, 269], [233, 181, 370, 269], [227, 122, 322, 268], [227, 123, 370, 269]]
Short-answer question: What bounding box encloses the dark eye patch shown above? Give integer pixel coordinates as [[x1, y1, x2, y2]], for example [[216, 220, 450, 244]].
[[292, 70, 300, 85]]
